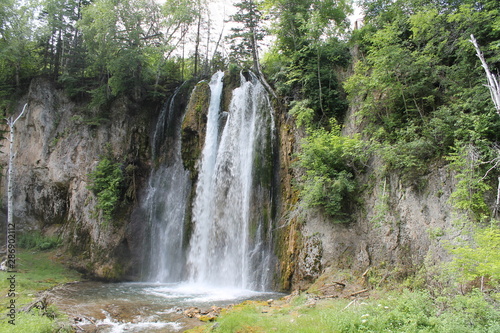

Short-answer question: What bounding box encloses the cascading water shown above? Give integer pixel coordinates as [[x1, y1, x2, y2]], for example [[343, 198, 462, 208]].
[[142, 89, 192, 282], [141, 71, 276, 291], [49, 72, 279, 333], [187, 71, 275, 291]]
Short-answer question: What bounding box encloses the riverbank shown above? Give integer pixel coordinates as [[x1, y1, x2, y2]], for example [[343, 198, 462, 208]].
[[187, 282, 500, 332], [2, 248, 499, 333], [0, 247, 82, 332]]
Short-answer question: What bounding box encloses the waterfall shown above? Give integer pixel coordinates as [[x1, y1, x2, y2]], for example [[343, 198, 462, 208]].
[[143, 89, 192, 283], [142, 71, 276, 290], [187, 71, 275, 291]]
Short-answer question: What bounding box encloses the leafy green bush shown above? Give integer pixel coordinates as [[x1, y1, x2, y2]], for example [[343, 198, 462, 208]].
[[289, 99, 315, 129], [449, 225, 500, 284], [18, 231, 61, 250], [446, 145, 493, 221], [87, 156, 124, 224], [296, 120, 368, 219], [201, 289, 500, 333]]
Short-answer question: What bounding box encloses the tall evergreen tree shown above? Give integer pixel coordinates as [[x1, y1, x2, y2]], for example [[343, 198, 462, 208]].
[[228, 0, 266, 71]]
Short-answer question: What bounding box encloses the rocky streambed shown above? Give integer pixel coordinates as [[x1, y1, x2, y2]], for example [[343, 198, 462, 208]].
[[43, 282, 284, 332]]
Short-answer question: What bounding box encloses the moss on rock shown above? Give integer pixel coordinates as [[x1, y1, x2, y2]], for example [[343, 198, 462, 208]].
[[181, 80, 211, 180]]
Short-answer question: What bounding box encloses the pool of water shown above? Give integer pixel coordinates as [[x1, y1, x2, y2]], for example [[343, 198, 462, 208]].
[[48, 282, 284, 332]]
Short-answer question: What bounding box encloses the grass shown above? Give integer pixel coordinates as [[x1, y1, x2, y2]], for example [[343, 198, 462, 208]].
[[0, 248, 82, 332], [188, 289, 500, 333], [17, 231, 62, 251]]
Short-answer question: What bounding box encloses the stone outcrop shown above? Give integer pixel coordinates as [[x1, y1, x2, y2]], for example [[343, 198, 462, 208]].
[[181, 80, 210, 180], [0, 78, 156, 279], [2, 73, 465, 290], [274, 98, 461, 292]]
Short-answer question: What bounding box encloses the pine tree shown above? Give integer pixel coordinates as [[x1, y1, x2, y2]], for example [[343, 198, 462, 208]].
[[228, 0, 265, 71]]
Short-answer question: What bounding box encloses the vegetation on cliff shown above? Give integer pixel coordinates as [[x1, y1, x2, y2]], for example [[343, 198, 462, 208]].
[[259, 0, 499, 326], [261, 0, 500, 284], [87, 155, 124, 224]]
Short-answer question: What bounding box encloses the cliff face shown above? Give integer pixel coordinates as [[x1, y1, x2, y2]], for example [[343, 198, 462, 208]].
[[1, 78, 155, 279], [3, 75, 461, 289], [274, 101, 461, 292]]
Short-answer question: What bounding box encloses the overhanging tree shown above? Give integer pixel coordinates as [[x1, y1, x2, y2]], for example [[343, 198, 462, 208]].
[[470, 34, 500, 115]]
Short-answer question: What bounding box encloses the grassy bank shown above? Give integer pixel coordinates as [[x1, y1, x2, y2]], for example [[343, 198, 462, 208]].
[[0, 247, 82, 332], [187, 288, 500, 333]]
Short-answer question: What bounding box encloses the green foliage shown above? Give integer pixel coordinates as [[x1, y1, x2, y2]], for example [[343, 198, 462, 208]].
[[192, 289, 500, 333], [449, 225, 500, 283], [87, 156, 124, 224], [0, 250, 81, 332], [18, 231, 61, 250], [262, 0, 352, 120], [446, 145, 493, 221], [78, 0, 165, 103], [0, 0, 41, 108], [300, 173, 356, 219], [263, 37, 351, 120], [263, 0, 351, 55], [296, 120, 368, 219], [289, 99, 315, 129], [345, 0, 500, 191], [227, 0, 266, 69], [0, 0, 200, 108], [0, 311, 59, 333]]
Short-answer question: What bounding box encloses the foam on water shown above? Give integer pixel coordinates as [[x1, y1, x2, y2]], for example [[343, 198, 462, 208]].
[[142, 282, 265, 304], [94, 310, 183, 333], [48, 282, 285, 333]]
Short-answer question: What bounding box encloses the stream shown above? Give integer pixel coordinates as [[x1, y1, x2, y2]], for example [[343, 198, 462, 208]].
[[48, 281, 284, 332]]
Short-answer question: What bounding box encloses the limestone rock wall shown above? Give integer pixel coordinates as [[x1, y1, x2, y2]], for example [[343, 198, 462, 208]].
[[0, 78, 155, 279], [1, 75, 462, 289], [274, 102, 460, 292]]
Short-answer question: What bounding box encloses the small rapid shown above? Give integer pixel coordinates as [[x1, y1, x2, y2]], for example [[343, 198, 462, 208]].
[[48, 282, 283, 332]]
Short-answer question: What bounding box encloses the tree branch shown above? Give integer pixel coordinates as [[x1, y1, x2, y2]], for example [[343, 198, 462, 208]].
[[470, 34, 500, 115]]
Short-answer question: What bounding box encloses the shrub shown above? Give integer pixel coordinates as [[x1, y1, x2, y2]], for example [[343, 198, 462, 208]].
[[296, 119, 368, 219], [87, 156, 124, 224], [18, 231, 61, 250], [449, 225, 500, 284]]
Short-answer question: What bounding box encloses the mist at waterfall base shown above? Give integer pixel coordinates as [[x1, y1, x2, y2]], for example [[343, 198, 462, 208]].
[[49, 281, 282, 333], [48, 72, 281, 332]]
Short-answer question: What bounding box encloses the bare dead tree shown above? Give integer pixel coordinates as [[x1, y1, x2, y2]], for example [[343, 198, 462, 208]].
[[470, 35, 500, 216], [470, 34, 500, 115]]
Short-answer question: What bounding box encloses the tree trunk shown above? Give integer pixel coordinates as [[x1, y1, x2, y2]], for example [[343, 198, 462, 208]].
[[470, 34, 500, 114], [194, 15, 202, 77], [204, 15, 211, 76]]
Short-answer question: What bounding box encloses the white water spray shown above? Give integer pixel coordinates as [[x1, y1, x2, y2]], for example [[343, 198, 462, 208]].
[[187, 71, 275, 290], [144, 90, 191, 282]]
